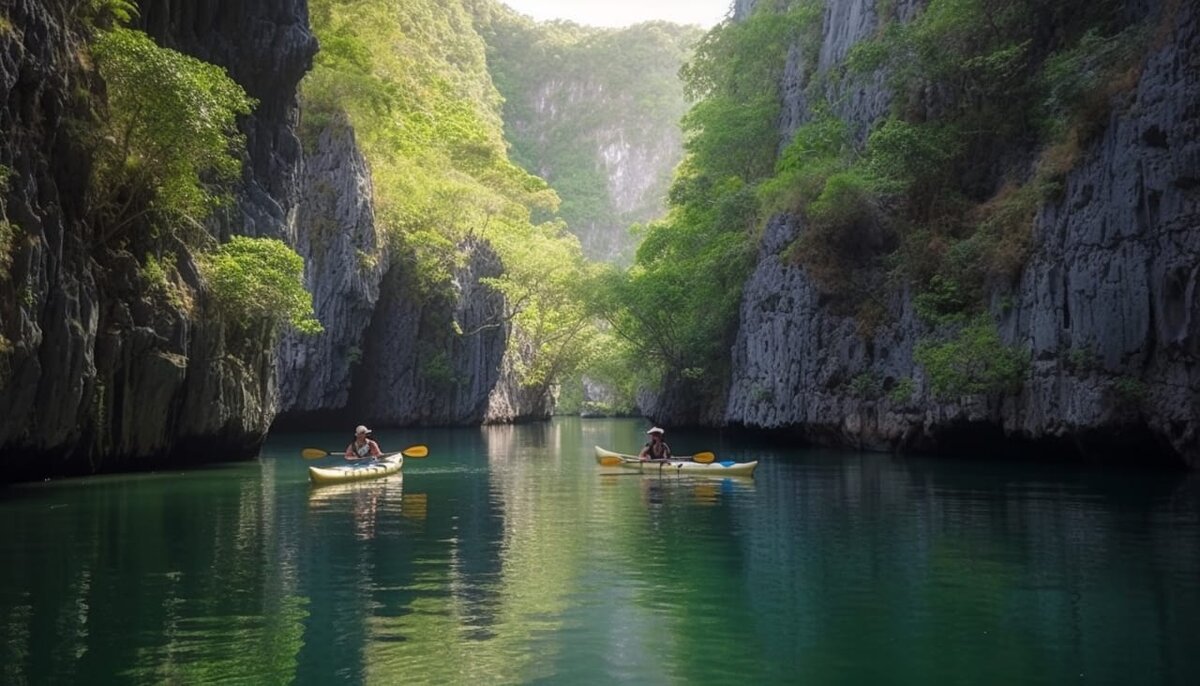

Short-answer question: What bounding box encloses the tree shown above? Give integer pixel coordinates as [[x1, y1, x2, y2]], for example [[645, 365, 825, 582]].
[[202, 237, 322, 335], [90, 27, 255, 244]]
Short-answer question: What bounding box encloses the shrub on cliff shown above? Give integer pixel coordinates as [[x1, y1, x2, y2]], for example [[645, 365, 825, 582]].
[[90, 27, 255, 245], [202, 237, 322, 335], [915, 318, 1028, 398]]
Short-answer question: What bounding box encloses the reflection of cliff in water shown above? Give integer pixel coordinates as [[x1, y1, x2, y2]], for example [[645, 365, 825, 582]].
[[0, 460, 309, 684], [738, 452, 1200, 683]]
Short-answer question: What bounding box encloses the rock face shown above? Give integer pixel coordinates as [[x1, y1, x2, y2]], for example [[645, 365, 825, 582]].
[[270, 117, 550, 428], [275, 121, 386, 418], [0, 0, 314, 481], [668, 0, 1200, 467], [138, 0, 317, 241], [342, 239, 550, 427]]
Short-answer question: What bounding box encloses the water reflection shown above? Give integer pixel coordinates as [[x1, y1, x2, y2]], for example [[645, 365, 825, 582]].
[[308, 476, 404, 541], [0, 462, 309, 685], [0, 421, 1197, 685]]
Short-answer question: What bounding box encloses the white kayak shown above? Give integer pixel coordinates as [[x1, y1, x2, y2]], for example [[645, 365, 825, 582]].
[[594, 446, 758, 477], [309, 452, 403, 486]]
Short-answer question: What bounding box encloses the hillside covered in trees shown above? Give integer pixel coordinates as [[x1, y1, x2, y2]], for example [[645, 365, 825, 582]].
[[472, 4, 701, 263], [604, 0, 1198, 466]]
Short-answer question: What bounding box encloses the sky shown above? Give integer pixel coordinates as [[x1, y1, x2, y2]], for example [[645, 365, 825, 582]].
[[500, 0, 731, 28]]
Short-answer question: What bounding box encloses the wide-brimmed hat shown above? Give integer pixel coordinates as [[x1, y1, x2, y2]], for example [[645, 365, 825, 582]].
[[646, 427, 665, 435], [355, 425, 371, 435]]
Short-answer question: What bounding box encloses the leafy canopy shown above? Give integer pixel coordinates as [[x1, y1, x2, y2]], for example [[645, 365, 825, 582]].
[[202, 237, 323, 335], [91, 27, 255, 241], [596, 2, 822, 381], [304, 0, 597, 392]]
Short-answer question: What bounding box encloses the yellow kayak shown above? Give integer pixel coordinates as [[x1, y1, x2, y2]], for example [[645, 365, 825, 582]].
[[594, 446, 758, 477], [309, 452, 403, 486]]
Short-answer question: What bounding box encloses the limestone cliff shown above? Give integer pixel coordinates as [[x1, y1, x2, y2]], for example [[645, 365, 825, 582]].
[[339, 239, 548, 427], [275, 120, 385, 418], [271, 118, 550, 428], [138, 0, 317, 241], [706, 0, 1200, 467], [272, 0, 563, 430], [0, 0, 314, 481]]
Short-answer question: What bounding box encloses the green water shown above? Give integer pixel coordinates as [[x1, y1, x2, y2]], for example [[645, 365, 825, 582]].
[[2, 418, 1198, 685]]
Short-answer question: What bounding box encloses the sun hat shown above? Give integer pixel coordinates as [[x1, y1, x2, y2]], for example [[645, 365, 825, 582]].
[[355, 425, 371, 435], [646, 427, 665, 435]]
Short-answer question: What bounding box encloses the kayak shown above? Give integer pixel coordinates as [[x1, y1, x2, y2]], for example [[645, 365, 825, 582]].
[[309, 452, 403, 486], [594, 446, 758, 477]]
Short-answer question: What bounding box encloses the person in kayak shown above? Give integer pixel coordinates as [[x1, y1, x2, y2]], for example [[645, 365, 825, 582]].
[[345, 425, 383, 461], [639, 427, 672, 461]]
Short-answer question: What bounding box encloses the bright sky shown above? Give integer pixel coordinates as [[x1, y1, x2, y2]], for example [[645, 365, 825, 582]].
[[500, 0, 730, 28]]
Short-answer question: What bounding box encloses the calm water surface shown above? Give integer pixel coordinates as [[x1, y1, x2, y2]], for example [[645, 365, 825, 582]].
[[2, 418, 1198, 685]]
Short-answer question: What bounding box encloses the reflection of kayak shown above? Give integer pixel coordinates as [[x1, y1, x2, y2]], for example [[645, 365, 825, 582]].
[[309, 453, 403, 485], [594, 446, 758, 477], [307, 476, 401, 507]]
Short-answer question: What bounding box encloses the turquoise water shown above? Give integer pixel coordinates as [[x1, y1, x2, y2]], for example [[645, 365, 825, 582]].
[[1, 417, 1198, 685]]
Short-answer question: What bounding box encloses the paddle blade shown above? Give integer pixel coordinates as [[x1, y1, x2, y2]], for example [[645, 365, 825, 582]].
[[401, 445, 429, 458], [302, 448, 332, 460], [692, 452, 716, 464], [599, 455, 625, 466]]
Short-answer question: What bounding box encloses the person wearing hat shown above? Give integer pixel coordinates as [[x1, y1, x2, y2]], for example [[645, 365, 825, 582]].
[[639, 427, 672, 462], [345, 425, 383, 461]]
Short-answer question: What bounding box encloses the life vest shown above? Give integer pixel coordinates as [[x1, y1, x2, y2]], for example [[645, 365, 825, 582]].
[[644, 441, 670, 459]]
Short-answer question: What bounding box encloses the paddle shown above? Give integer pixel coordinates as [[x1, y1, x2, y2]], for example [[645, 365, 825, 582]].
[[301, 445, 429, 460], [598, 451, 715, 466]]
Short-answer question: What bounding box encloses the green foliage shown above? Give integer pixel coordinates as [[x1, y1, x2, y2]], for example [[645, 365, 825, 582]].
[[680, 2, 823, 181], [600, 174, 756, 379], [90, 27, 255, 244], [914, 275, 975, 324], [774, 0, 1149, 322], [0, 164, 14, 275], [1064, 346, 1098, 373], [79, 0, 140, 28], [1111, 376, 1148, 408], [914, 317, 1028, 397], [139, 253, 191, 312], [420, 349, 459, 388], [788, 168, 888, 300], [305, 0, 599, 393], [481, 223, 601, 391], [201, 237, 322, 335], [759, 110, 853, 215], [596, 5, 825, 380], [864, 119, 964, 210], [475, 9, 702, 261], [1037, 26, 1148, 142], [0, 218, 13, 276], [848, 372, 883, 399], [888, 378, 917, 404]]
